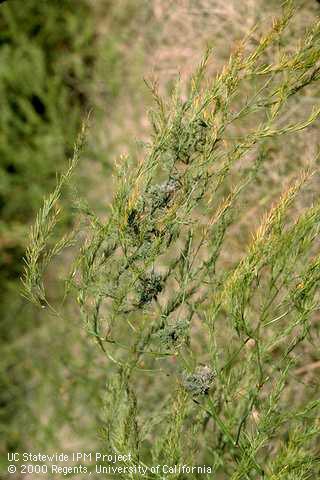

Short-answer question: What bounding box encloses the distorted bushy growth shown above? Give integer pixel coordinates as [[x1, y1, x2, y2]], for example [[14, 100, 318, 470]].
[[24, 4, 320, 478]]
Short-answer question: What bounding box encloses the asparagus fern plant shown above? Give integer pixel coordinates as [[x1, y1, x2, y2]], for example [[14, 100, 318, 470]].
[[23, 3, 320, 478]]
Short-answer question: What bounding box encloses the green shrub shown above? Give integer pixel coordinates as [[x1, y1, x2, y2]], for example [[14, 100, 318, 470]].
[[0, 0, 93, 280], [0, 0, 96, 457], [24, 3, 320, 478]]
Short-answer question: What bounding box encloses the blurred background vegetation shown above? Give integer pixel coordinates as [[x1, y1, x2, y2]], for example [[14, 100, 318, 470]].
[[1, 0, 319, 477]]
